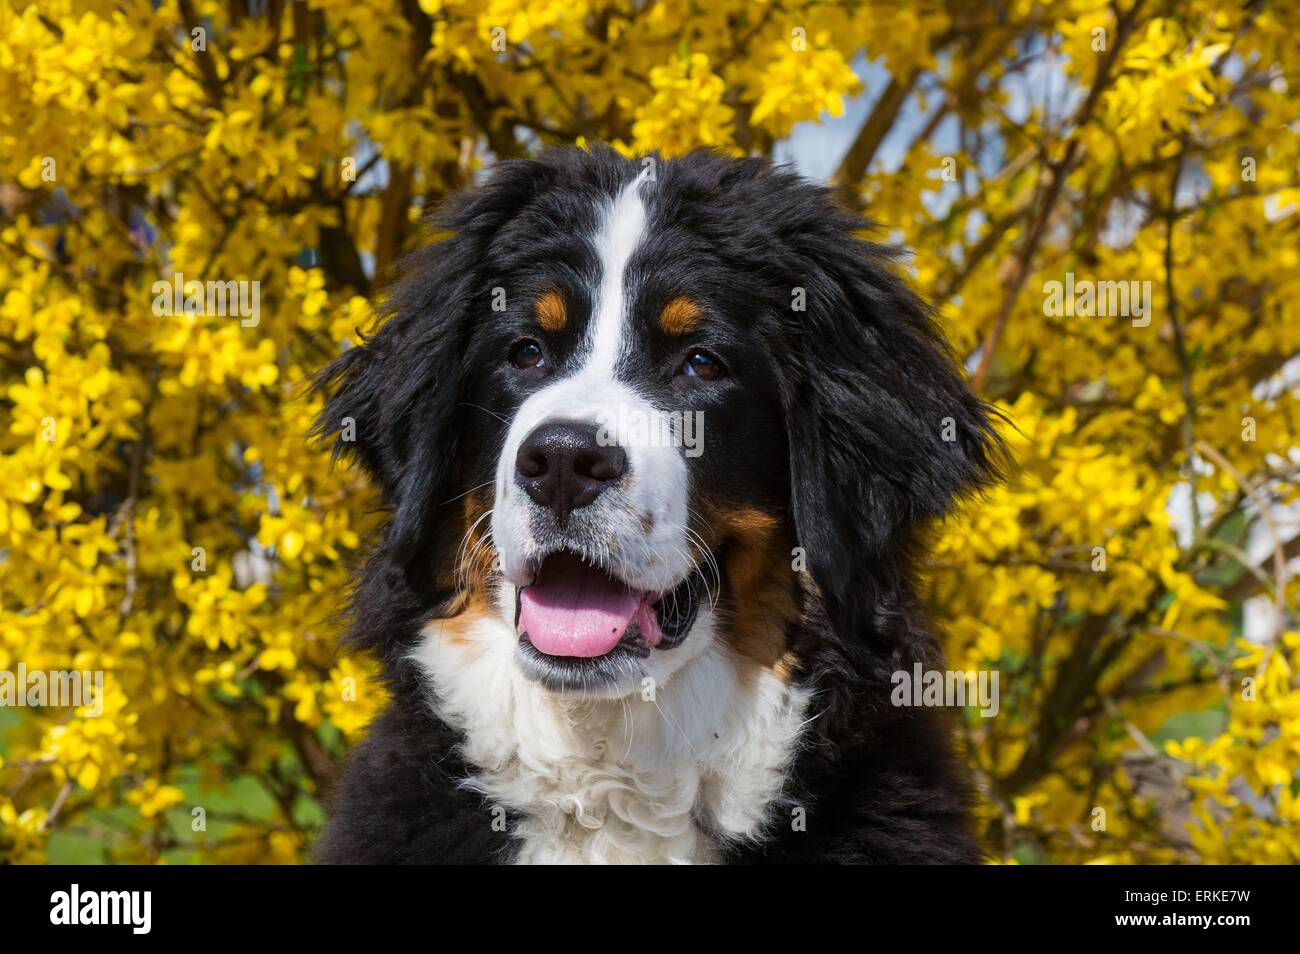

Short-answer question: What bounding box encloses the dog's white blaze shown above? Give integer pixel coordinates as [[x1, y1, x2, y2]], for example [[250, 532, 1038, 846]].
[[491, 170, 690, 598], [585, 173, 649, 375]]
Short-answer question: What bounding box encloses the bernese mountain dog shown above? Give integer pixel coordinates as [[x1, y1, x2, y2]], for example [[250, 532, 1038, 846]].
[[312, 146, 1004, 864]]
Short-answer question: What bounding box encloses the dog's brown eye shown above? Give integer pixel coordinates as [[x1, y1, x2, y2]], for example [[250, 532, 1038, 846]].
[[681, 349, 724, 380], [509, 339, 545, 369]]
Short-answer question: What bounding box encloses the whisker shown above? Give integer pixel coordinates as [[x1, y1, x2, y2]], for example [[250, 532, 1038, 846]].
[[620, 694, 635, 763], [459, 402, 510, 425], [652, 695, 698, 759], [442, 478, 496, 506], [455, 507, 495, 590], [681, 526, 721, 611]]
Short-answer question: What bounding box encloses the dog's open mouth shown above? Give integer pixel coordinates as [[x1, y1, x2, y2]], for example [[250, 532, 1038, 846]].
[[513, 550, 701, 691]]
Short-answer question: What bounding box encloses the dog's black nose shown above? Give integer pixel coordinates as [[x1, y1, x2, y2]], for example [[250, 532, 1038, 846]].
[[515, 421, 626, 523]]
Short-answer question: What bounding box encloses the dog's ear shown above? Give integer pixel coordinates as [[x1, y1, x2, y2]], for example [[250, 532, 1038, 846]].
[[783, 212, 1005, 629], [313, 158, 565, 565], [311, 285, 468, 566]]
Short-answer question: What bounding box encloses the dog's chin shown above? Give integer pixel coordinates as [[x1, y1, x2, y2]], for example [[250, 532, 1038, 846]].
[[510, 548, 704, 697]]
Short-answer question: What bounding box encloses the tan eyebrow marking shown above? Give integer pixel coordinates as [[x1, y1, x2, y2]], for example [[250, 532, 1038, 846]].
[[535, 290, 567, 332], [659, 296, 702, 336]]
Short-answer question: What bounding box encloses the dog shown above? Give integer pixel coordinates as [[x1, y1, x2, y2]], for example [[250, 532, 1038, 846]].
[[312, 146, 1003, 864]]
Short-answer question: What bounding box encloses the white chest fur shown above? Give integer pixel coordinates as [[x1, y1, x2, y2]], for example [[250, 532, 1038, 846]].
[[412, 609, 810, 864]]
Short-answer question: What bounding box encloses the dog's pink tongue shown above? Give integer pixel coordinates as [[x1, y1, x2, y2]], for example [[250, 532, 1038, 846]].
[[519, 553, 641, 658]]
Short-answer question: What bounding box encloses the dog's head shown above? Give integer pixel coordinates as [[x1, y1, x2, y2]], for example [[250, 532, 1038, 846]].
[[317, 147, 1001, 697]]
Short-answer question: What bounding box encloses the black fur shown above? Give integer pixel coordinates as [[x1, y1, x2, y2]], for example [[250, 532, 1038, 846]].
[[313, 147, 1004, 864]]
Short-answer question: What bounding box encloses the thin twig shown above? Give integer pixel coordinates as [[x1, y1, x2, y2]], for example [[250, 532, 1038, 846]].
[[1195, 440, 1291, 648]]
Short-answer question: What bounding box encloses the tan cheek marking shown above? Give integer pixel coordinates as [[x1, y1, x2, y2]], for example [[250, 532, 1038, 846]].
[[535, 290, 567, 332], [659, 296, 702, 336], [428, 488, 495, 648], [454, 490, 494, 586], [707, 506, 800, 682], [433, 592, 492, 647], [765, 648, 800, 685], [431, 488, 497, 646]]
